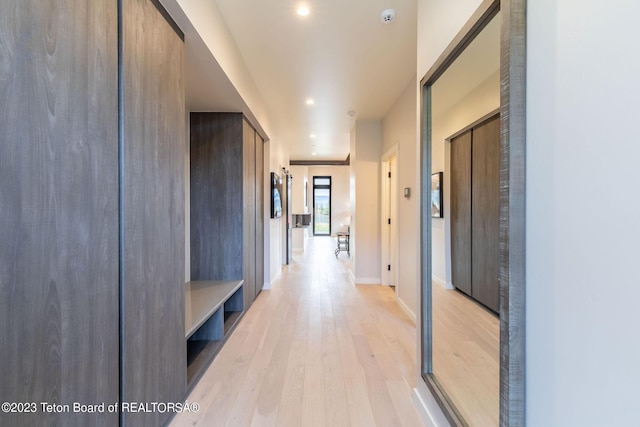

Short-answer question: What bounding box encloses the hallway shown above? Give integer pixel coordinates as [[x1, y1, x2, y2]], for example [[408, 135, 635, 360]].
[[172, 237, 423, 427]]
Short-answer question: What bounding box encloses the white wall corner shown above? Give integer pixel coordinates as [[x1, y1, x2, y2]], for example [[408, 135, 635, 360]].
[[396, 295, 417, 324], [267, 269, 281, 290], [413, 381, 451, 427], [432, 275, 453, 290]]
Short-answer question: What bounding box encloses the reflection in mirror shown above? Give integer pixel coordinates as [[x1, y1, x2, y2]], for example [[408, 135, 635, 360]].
[[430, 11, 500, 426]]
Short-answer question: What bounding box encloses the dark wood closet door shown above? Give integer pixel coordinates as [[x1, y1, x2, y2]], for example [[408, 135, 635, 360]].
[[471, 116, 500, 312], [121, 0, 186, 424], [255, 133, 265, 298], [450, 130, 473, 296], [190, 113, 244, 281], [0, 1, 119, 426], [243, 119, 257, 308]]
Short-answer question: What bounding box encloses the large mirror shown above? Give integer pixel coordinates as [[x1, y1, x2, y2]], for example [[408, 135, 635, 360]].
[[420, 0, 525, 426]]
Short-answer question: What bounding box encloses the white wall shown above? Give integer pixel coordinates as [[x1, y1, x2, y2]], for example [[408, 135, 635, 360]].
[[382, 78, 419, 320], [417, 0, 485, 78], [289, 165, 308, 251], [267, 140, 289, 287], [308, 166, 351, 236], [289, 165, 309, 214], [171, 0, 274, 137], [417, 0, 640, 425], [351, 120, 382, 284], [527, 0, 640, 425]]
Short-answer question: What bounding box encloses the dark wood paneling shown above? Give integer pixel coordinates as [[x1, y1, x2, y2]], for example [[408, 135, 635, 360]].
[[450, 131, 472, 296], [121, 0, 186, 425], [190, 113, 264, 310], [243, 119, 257, 308], [255, 133, 265, 298], [472, 116, 500, 312], [0, 1, 119, 426], [190, 113, 244, 280]]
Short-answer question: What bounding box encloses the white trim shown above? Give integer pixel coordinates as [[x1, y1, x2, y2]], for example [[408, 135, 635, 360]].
[[380, 147, 399, 289], [348, 268, 355, 283], [432, 274, 454, 290], [266, 270, 281, 290], [381, 144, 399, 161], [413, 382, 451, 427], [354, 277, 381, 285], [396, 295, 416, 324]]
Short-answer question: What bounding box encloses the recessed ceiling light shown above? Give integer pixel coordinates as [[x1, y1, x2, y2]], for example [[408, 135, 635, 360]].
[[297, 6, 310, 16], [310, 134, 316, 138], [312, 153, 317, 156], [306, 98, 315, 105]]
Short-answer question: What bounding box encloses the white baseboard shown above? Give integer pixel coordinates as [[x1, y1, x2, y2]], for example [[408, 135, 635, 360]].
[[354, 277, 381, 285], [265, 270, 281, 290], [413, 381, 451, 427], [396, 296, 416, 325], [433, 274, 454, 290]]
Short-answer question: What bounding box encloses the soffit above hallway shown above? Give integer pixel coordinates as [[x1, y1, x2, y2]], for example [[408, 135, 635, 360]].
[[214, 0, 417, 161]]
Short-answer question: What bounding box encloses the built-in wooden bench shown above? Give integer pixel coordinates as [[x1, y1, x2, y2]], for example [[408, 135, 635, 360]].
[[185, 280, 244, 388]]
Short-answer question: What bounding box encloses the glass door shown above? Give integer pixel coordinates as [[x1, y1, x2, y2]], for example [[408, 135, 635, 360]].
[[312, 176, 331, 235]]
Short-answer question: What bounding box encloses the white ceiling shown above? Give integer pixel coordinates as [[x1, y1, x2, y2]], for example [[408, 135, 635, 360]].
[[210, 0, 418, 161]]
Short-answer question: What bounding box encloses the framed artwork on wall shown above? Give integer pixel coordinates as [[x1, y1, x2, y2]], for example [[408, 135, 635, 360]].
[[431, 172, 443, 218]]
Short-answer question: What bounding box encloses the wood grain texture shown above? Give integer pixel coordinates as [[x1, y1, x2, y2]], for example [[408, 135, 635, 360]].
[[499, 0, 527, 425], [170, 237, 423, 427], [472, 115, 500, 312], [255, 133, 265, 298], [190, 113, 264, 311], [432, 285, 499, 427], [243, 119, 257, 309], [121, 0, 186, 425], [190, 113, 244, 281], [450, 130, 472, 296], [0, 1, 119, 426]]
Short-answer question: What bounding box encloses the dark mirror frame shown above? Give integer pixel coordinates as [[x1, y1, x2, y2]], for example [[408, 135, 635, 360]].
[[419, 0, 526, 425]]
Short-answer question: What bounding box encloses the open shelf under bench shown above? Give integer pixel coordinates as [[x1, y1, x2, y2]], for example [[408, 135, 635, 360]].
[[185, 280, 244, 388]]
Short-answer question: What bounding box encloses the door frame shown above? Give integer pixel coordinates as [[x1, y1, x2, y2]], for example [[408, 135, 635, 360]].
[[312, 176, 332, 236], [381, 145, 399, 287]]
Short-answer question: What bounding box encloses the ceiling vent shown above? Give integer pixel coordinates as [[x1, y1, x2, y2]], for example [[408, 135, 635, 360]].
[[381, 9, 396, 24]]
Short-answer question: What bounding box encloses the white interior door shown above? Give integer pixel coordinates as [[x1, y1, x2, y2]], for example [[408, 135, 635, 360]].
[[381, 150, 399, 287]]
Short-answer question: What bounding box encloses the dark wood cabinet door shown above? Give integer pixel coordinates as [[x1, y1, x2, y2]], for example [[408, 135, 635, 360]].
[[450, 130, 473, 296], [255, 133, 265, 298], [190, 113, 244, 281], [121, 0, 186, 424], [471, 116, 500, 312], [0, 1, 119, 426], [243, 119, 257, 308]]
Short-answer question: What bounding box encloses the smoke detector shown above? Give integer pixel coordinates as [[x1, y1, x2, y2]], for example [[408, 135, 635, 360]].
[[381, 9, 396, 24]]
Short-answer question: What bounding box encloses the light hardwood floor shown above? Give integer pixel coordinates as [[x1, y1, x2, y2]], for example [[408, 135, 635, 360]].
[[171, 236, 424, 427], [432, 284, 500, 427]]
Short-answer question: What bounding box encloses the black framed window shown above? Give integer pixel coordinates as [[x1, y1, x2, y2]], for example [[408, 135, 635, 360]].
[[312, 176, 331, 235]]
